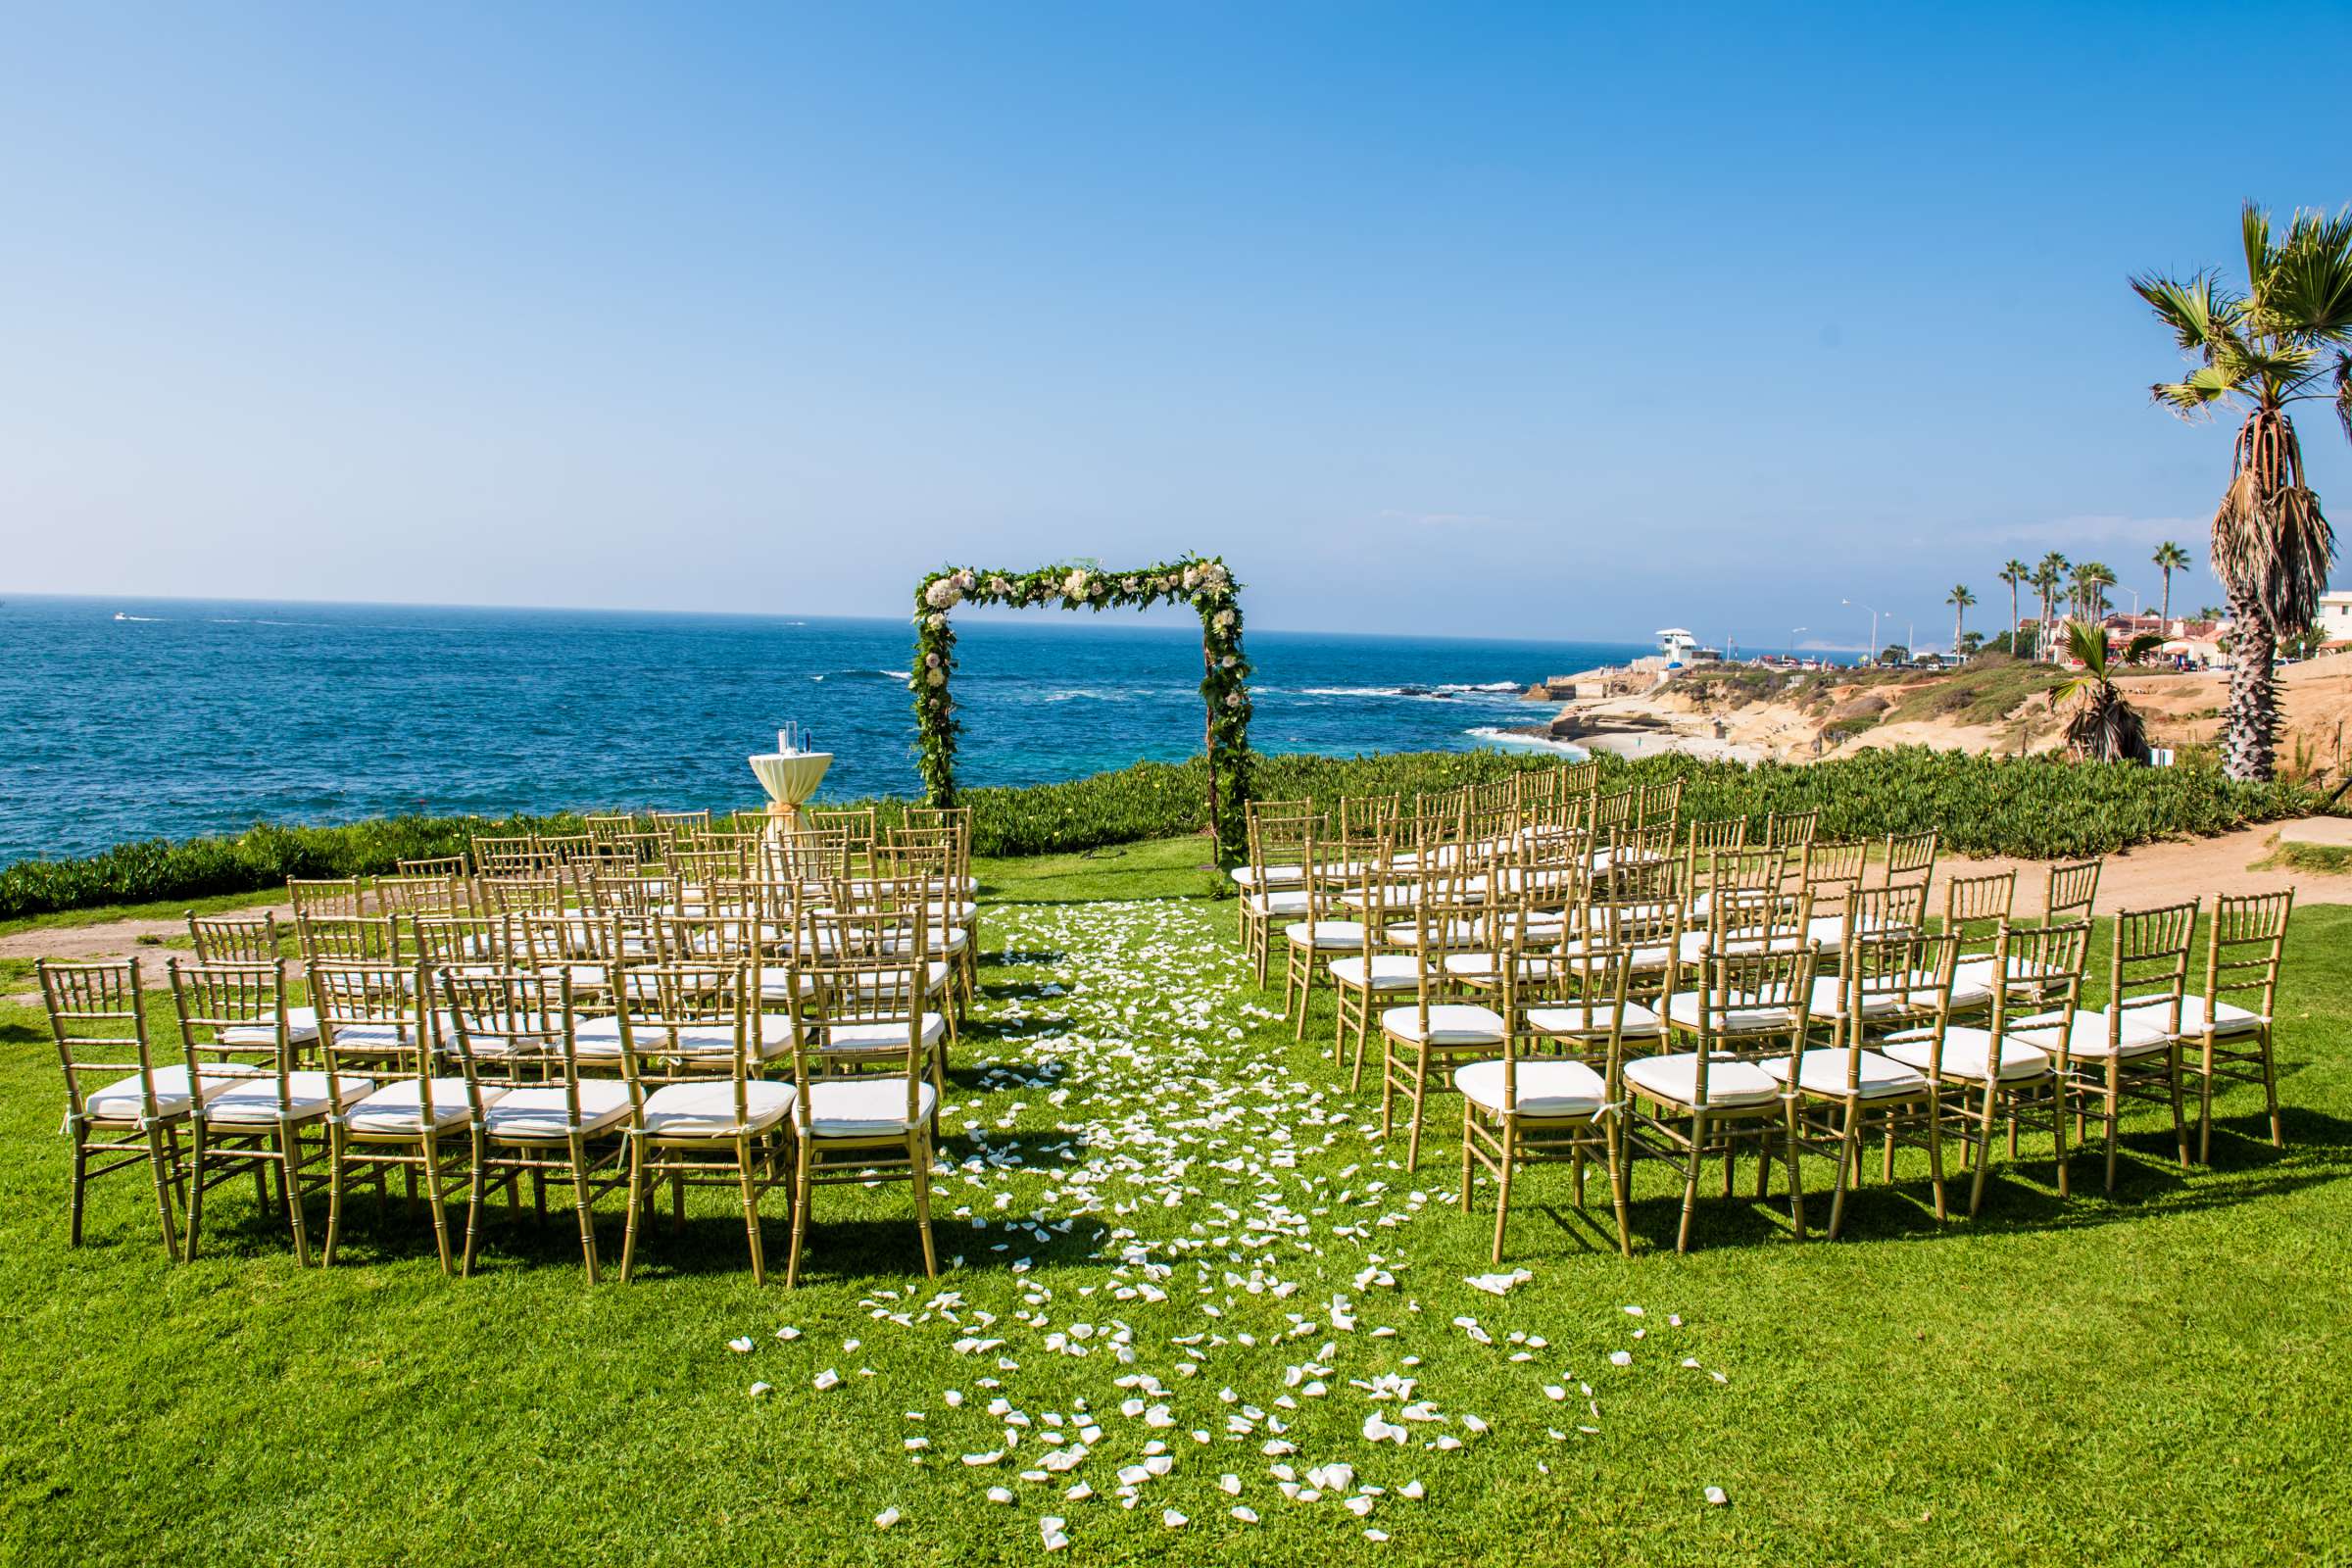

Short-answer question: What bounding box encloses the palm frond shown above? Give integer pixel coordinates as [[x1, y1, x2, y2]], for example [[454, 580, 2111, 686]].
[[2261, 217, 2352, 337], [2337, 351, 2352, 446], [2242, 201, 2276, 298], [2132, 270, 2240, 355], [2210, 405, 2337, 630]]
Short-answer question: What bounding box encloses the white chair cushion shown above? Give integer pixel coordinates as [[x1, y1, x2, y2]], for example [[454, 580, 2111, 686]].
[[575, 1014, 802, 1061], [1526, 1002, 1663, 1038], [803, 1076, 938, 1138], [483, 1080, 636, 1139], [219, 1005, 321, 1048], [640, 1079, 796, 1139], [1384, 919, 1485, 949], [1665, 992, 1803, 1036], [1677, 930, 1804, 963], [819, 1014, 949, 1053], [1247, 890, 1312, 917], [1328, 954, 1423, 991], [1802, 913, 1915, 947], [347, 1078, 508, 1135], [1286, 921, 1367, 951], [1557, 939, 1675, 971], [1762, 1048, 1927, 1099], [1882, 1027, 2051, 1082], [1380, 1004, 1507, 1046], [760, 962, 955, 1004], [2123, 994, 2265, 1039], [83, 1063, 246, 1122], [205, 1071, 376, 1124], [1624, 1053, 1780, 1108], [1455, 1057, 1608, 1118], [1231, 864, 1305, 888], [1804, 973, 1941, 1021], [1440, 952, 1558, 985], [2011, 1007, 2172, 1059]]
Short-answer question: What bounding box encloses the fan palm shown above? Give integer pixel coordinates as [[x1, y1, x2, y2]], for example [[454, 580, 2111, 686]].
[[1945, 584, 1975, 659], [2034, 552, 2070, 662], [2134, 200, 2352, 779], [1998, 559, 2030, 652], [2151, 540, 2191, 623], [2053, 621, 2149, 762]]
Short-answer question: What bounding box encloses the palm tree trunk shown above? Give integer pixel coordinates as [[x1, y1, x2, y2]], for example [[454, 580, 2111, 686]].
[[2159, 570, 2172, 625], [2222, 584, 2278, 781], [2009, 582, 2019, 652], [1953, 608, 1964, 659]]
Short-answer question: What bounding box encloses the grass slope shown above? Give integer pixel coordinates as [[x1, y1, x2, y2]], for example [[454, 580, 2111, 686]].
[[1, 838, 2344, 1565]]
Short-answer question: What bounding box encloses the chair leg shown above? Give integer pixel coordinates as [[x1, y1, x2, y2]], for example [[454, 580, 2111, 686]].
[[462, 1138, 489, 1278], [1782, 1111, 1806, 1241], [2169, 1046, 2189, 1169], [2262, 1028, 2283, 1148], [2196, 1041, 2216, 1163], [184, 1128, 209, 1262], [2047, 1085, 2070, 1197], [785, 1144, 814, 1290], [1925, 1102, 1947, 1221], [910, 1134, 938, 1279], [1827, 1110, 1858, 1242], [421, 1136, 456, 1276], [1403, 1045, 1430, 1170], [619, 1138, 647, 1284], [736, 1137, 767, 1287], [141, 1128, 179, 1261], [322, 1127, 349, 1266], [1458, 1102, 1475, 1215], [1603, 1122, 1633, 1258], [1676, 1115, 1705, 1253], [71, 1139, 90, 1250], [281, 1127, 313, 1267], [1490, 1120, 1515, 1266], [568, 1135, 601, 1285]]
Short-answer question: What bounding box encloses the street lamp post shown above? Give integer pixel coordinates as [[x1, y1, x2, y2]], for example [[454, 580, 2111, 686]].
[[1842, 599, 1880, 665], [1788, 626, 1806, 661]]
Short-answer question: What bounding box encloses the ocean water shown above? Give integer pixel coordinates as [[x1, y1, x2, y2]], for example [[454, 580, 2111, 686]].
[[0, 596, 1648, 864]]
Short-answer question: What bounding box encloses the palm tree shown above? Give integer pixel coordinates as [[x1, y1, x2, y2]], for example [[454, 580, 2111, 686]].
[[2134, 201, 2352, 780], [2082, 562, 2116, 621], [2152, 539, 2191, 624], [2197, 604, 2227, 623], [2034, 552, 2070, 662], [1945, 584, 1975, 659], [2053, 621, 2149, 761], [1998, 559, 2030, 653]]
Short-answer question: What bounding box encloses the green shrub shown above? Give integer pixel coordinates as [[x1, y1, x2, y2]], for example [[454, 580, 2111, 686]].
[[0, 747, 2328, 919]]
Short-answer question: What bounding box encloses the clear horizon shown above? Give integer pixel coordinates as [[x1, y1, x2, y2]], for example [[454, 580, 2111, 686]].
[[3, 4, 2344, 654]]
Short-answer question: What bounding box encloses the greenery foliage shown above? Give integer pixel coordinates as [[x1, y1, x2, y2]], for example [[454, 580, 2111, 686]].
[[3, 746, 2328, 919], [911, 556, 1252, 858]]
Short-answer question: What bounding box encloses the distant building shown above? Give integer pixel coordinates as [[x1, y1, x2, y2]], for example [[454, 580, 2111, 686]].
[[2319, 589, 2352, 647]]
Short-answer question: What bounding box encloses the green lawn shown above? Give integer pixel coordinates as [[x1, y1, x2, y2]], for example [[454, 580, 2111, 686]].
[[2, 838, 2344, 1566]]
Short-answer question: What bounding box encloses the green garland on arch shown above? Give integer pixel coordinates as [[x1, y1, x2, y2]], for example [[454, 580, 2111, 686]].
[[911, 555, 1253, 861]]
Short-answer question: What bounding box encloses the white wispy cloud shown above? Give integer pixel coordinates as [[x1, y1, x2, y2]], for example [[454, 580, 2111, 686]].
[[1987, 513, 2205, 551]]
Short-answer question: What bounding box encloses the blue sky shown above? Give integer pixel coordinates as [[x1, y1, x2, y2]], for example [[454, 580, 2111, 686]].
[[3, 2, 2345, 651]]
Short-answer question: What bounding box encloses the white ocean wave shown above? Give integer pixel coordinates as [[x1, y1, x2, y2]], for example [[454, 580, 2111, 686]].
[[1297, 680, 1529, 701], [112, 612, 164, 622], [1465, 725, 1588, 758]]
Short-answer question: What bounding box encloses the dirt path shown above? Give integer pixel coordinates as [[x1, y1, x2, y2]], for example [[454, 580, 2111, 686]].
[[1935, 821, 2352, 913], [0, 905, 295, 1003]]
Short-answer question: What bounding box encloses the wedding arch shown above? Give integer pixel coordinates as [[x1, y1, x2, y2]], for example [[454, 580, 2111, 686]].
[[909, 556, 1254, 859]]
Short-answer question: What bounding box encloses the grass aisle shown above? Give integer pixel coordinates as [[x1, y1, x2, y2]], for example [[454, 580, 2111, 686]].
[[0, 839, 2345, 1565]]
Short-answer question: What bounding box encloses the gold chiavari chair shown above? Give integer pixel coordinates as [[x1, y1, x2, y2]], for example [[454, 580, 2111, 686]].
[[649, 808, 712, 841], [1878, 829, 1939, 893], [1328, 831, 1416, 1087], [1778, 929, 1956, 1239], [838, 868, 966, 1037], [1884, 919, 2089, 1214], [312, 956, 496, 1273], [396, 855, 469, 879], [1801, 884, 1929, 1028], [413, 912, 510, 980], [1591, 787, 1636, 841], [444, 970, 636, 1283], [614, 961, 795, 1284], [1242, 809, 1317, 987], [1938, 870, 2018, 1016], [471, 836, 552, 878], [2166, 890, 2291, 1162], [1631, 942, 1821, 1251], [169, 957, 368, 1263], [1633, 777, 1686, 833], [477, 869, 570, 919], [2044, 858, 2102, 924], [295, 911, 403, 967], [38, 957, 194, 1257], [1232, 798, 1314, 934], [1460, 942, 1636, 1263], [187, 910, 282, 964], [1379, 877, 1507, 1169], [2019, 900, 2195, 1194], [779, 927, 941, 1286], [1280, 824, 1373, 1037], [373, 872, 470, 921], [1692, 844, 1787, 927], [1686, 816, 1749, 856], [1764, 808, 1820, 852], [902, 806, 975, 897], [1795, 840, 1866, 930], [537, 833, 598, 867], [288, 877, 365, 919]]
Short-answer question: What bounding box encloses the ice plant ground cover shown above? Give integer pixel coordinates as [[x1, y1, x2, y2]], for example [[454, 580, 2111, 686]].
[[0, 838, 2346, 1564]]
